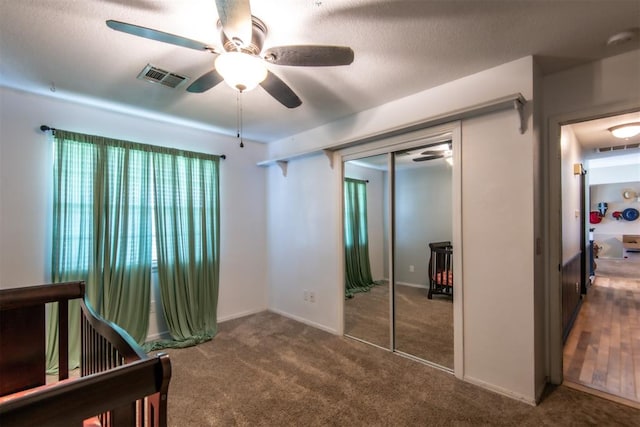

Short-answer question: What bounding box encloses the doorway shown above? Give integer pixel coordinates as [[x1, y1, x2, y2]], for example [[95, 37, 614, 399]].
[[341, 126, 460, 371], [558, 111, 640, 406]]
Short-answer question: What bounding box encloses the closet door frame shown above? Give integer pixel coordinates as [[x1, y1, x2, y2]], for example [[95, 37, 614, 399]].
[[340, 122, 464, 378]]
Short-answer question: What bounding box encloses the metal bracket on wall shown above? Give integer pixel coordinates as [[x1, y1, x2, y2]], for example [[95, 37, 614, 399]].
[[323, 149, 335, 169], [276, 160, 288, 177], [514, 98, 526, 134]]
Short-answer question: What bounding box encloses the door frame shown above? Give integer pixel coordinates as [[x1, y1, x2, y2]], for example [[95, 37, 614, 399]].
[[546, 101, 640, 384]]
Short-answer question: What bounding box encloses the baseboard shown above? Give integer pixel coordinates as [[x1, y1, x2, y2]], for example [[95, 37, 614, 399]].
[[146, 308, 267, 342], [268, 308, 339, 335], [218, 308, 266, 323], [145, 331, 171, 342], [535, 376, 548, 404], [463, 375, 537, 406], [396, 281, 428, 289]]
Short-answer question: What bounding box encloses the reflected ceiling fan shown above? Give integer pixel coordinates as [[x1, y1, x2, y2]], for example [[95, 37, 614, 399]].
[[412, 141, 452, 162], [106, 0, 354, 108]]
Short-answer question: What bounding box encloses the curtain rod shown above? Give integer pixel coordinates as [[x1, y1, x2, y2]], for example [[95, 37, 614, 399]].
[[40, 125, 226, 159]]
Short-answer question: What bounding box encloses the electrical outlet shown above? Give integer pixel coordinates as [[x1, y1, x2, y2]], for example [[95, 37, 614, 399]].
[[575, 282, 580, 294], [409, 265, 415, 273], [304, 290, 309, 301], [309, 291, 316, 303]]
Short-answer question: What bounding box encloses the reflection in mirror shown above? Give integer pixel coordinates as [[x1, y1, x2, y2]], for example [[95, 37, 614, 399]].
[[394, 141, 453, 368], [343, 154, 390, 349]]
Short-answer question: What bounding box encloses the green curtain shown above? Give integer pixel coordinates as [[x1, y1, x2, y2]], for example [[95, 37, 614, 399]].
[[47, 135, 96, 372], [344, 178, 375, 297], [47, 131, 153, 372], [146, 149, 220, 350]]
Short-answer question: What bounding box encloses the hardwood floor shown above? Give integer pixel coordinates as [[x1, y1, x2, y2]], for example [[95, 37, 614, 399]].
[[563, 263, 640, 406]]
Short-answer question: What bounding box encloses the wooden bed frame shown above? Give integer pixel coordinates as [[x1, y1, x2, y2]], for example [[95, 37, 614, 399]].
[[427, 241, 453, 299], [0, 281, 171, 427]]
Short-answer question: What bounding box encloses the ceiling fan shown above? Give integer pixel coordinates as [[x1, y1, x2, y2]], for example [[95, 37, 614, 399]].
[[412, 141, 452, 162], [106, 0, 354, 108]]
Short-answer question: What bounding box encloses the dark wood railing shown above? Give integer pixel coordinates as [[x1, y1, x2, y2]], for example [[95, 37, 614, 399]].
[[0, 281, 171, 427]]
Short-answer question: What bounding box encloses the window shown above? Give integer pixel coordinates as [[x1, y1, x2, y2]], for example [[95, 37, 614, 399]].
[[50, 129, 221, 349]]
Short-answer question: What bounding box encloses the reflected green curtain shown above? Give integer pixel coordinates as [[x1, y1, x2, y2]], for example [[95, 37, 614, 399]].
[[146, 150, 220, 350], [47, 131, 152, 372], [344, 178, 374, 297]]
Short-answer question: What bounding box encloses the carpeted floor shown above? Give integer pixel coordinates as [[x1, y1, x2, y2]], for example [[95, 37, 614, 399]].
[[160, 311, 639, 426], [344, 283, 453, 367]]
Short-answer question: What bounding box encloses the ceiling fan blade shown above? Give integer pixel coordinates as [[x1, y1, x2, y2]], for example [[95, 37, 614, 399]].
[[215, 0, 252, 47], [413, 155, 444, 162], [263, 45, 354, 66], [106, 20, 217, 53], [420, 150, 451, 156], [186, 70, 224, 93], [260, 71, 302, 109]]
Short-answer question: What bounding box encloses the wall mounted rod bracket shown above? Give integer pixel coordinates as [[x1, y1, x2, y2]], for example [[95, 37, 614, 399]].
[[514, 98, 526, 134], [276, 160, 288, 177], [322, 149, 335, 169]]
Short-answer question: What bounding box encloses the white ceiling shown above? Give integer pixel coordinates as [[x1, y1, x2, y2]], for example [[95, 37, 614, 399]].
[[1, 0, 639, 143], [569, 111, 640, 152]]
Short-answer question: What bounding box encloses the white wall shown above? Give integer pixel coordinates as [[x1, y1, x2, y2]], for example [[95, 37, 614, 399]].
[[0, 86, 268, 338], [560, 126, 584, 262], [589, 181, 640, 258], [460, 107, 536, 402], [544, 50, 640, 119], [589, 164, 640, 185], [265, 56, 541, 403], [395, 163, 452, 286], [266, 153, 342, 334]]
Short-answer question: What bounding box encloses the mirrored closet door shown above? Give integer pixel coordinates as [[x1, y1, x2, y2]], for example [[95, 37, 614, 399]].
[[393, 142, 453, 368], [343, 135, 454, 370], [343, 154, 390, 349]]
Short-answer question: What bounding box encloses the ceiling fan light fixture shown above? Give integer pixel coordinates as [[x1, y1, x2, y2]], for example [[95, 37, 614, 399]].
[[608, 122, 640, 139], [215, 52, 267, 92]]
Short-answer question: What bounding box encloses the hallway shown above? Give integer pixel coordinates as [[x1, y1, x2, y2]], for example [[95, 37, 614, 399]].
[[563, 259, 640, 407]]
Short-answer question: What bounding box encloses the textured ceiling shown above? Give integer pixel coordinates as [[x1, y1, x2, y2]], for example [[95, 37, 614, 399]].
[[1, 0, 639, 143]]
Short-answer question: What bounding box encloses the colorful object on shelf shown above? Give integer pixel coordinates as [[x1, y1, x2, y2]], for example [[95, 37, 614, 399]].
[[597, 202, 608, 217], [612, 211, 623, 220], [622, 208, 639, 221], [589, 211, 602, 224]]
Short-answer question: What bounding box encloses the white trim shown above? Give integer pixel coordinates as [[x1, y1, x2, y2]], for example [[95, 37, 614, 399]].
[[269, 308, 340, 335], [463, 375, 537, 406], [145, 331, 171, 342], [451, 124, 464, 380], [217, 308, 266, 323], [395, 281, 428, 289]]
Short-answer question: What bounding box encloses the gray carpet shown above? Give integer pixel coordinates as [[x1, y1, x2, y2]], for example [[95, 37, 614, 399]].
[[345, 283, 453, 367], [160, 311, 639, 426]]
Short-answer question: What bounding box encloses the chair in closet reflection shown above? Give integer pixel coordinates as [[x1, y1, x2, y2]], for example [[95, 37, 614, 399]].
[[427, 241, 453, 299]]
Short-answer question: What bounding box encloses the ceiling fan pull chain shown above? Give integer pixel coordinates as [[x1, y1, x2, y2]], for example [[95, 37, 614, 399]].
[[236, 90, 244, 148], [240, 91, 244, 148], [236, 91, 240, 139]]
